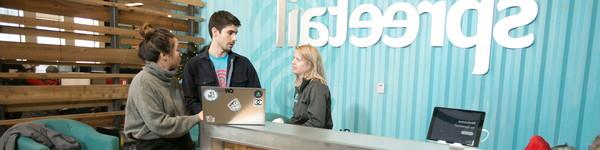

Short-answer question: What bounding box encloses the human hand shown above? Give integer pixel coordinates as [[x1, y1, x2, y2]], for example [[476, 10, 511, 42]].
[[197, 111, 204, 121]]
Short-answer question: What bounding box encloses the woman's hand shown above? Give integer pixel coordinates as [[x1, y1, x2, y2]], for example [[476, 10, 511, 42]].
[[197, 111, 204, 121], [272, 118, 284, 124]]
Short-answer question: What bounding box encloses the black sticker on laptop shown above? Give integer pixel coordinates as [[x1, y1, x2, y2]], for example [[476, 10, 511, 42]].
[[203, 89, 218, 102], [253, 98, 263, 107], [254, 90, 263, 98]]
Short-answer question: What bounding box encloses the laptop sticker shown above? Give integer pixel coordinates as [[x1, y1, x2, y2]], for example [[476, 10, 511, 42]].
[[203, 89, 218, 101], [206, 115, 215, 123], [254, 90, 263, 98], [253, 98, 263, 107], [228, 98, 242, 111]]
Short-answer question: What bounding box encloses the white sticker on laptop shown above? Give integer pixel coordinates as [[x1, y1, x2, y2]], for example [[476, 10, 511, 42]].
[[228, 98, 242, 111], [206, 115, 215, 123], [203, 89, 218, 101], [253, 98, 263, 107]]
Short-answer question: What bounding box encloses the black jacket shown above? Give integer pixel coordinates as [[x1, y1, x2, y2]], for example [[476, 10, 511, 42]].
[[182, 46, 261, 114], [289, 79, 333, 129]]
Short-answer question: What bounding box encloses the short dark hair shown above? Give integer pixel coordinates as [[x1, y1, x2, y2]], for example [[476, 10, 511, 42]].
[[45, 65, 58, 73], [137, 23, 175, 62], [208, 10, 241, 38]]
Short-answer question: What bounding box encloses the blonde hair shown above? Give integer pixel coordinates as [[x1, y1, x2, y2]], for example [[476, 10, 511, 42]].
[[294, 44, 327, 87]]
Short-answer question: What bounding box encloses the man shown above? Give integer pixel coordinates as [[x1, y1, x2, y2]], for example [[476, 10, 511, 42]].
[[182, 10, 261, 114]]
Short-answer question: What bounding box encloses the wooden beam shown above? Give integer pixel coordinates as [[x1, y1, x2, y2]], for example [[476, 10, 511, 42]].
[[0, 41, 144, 65], [0, 60, 144, 69], [0, 25, 158, 47], [168, 0, 206, 7], [0, 85, 129, 105], [0, 0, 194, 32], [0, 25, 111, 43], [119, 10, 199, 34], [0, 26, 186, 51], [0, 14, 204, 43], [0, 111, 125, 126], [78, 115, 123, 127], [65, 0, 199, 21], [120, 38, 141, 45], [1, 14, 136, 37], [121, 0, 188, 12], [5, 100, 121, 112], [0, 73, 136, 79]]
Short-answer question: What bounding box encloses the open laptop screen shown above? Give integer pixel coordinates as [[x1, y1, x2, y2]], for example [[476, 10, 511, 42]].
[[427, 107, 486, 147], [201, 86, 266, 125]]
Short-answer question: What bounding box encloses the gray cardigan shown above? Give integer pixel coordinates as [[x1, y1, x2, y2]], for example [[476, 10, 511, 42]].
[[124, 62, 200, 140]]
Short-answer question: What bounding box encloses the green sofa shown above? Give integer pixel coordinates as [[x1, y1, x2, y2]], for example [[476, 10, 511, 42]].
[[17, 119, 119, 150]]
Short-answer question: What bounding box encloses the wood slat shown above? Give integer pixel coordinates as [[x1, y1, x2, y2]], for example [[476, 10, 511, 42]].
[[168, 0, 205, 7], [0, 41, 144, 65], [1, 14, 136, 37], [0, 111, 125, 126], [222, 141, 266, 150], [0, 60, 144, 69], [0, 40, 187, 64], [121, 0, 188, 12], [5, 100, 120, 112], [0, 72, 136, 79], [78, 115, 123, 127], [0, 14, 204, 43], [0, 25, 189, 49], [65, 0, 198, 21], [0, 85, 129, 105], [0, 25, 111, 43], [0, 0, 194, 32], [122, 38, 193, 48]]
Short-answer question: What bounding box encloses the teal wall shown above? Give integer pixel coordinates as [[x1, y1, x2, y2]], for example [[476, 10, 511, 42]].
[[198, 0, 600, 149]]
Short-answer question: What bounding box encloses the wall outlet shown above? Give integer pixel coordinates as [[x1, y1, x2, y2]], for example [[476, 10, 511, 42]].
[[376, 82, 384, 94]]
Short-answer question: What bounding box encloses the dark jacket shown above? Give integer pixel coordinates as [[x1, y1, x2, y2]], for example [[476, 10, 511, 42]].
[[289, 79, 333, 129], [182, 45, 261, 114]]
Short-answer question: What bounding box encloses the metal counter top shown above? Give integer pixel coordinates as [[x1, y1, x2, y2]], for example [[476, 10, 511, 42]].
[[200, 122, 449, 150]]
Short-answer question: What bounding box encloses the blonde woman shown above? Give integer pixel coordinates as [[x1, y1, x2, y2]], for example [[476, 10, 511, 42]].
[[288, 45, 333, 129]]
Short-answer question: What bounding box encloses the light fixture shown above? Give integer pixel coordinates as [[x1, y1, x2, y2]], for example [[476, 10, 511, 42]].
[[75, 61, 103, 64], [125, 2, 144, 7]]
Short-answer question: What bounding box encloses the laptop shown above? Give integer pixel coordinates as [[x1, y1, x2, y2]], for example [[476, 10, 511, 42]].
[[427, 107, 486, 147], [200, 86, 266, 125]]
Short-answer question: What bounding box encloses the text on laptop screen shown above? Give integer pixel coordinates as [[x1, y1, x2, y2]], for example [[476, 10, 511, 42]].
[[427, 107, 486, 147]]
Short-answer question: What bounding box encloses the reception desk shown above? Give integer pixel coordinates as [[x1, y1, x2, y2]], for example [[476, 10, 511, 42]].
[[200, 122, 449, 150]]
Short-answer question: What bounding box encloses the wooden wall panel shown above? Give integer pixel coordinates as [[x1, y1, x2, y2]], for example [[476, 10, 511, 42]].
[[0, 85, 129, 105], [5, 100, 114, 112], [0, 60, 143, 68], [67, 0, 197, 21], [0, 26, 189, 49], [0, 26, 111, 43], [0, 15, 203, 43], [169, 0, 206, 7], [0, 0, 194, 32], [0, 111, 125, 126], [122, 0, 189, 12], [0, 72, 136, 79], [0, 41, 143, 65]]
